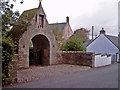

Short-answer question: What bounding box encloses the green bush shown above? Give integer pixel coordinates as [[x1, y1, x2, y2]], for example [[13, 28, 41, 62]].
[[61, 35, 86, 51], [2, 36, 16, 82]]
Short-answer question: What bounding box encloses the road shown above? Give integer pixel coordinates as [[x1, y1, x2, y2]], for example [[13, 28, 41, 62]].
[[4, 64, 118, 88]]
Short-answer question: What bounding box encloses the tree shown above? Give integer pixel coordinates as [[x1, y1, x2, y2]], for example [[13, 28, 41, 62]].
[[61, 35, 85, 51], [52, 24, 63, 42], [1, 0, 20, 34], [52, 24, 63, 50], [73, 28, 89, 43], [1, 0, 23, 83], [2, 36, 16, 83]]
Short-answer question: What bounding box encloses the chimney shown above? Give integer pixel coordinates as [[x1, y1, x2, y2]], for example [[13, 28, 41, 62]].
[[66, 16, 69, 23], [100, 28, 106, 35]]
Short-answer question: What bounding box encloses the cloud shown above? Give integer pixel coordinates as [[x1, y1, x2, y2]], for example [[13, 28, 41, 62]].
[[71, 0, 118, 36], [11, 0, 119, 36]]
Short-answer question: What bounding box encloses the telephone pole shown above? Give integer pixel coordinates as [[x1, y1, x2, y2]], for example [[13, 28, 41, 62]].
[[92, 26, 94, 40]]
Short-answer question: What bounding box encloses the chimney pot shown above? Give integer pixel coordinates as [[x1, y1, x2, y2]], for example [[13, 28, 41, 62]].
[[100, 28, 106, 35], [66, 16, 69, 23], [102, 28, 104, 30]]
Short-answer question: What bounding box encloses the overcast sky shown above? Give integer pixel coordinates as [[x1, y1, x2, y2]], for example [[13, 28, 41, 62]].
[[11, 0, 119, 37]]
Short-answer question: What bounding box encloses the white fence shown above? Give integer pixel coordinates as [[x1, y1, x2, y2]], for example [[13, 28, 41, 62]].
[[117, 54, 119, 62], [95, 55, 111, 67]]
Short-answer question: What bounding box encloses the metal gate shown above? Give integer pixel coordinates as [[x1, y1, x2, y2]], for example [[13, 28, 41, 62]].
[[29, 50, 42, 66]]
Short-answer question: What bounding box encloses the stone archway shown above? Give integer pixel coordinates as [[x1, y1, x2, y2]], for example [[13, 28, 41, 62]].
[[17, 3, 58, 69], [29, 34, 50, 66]]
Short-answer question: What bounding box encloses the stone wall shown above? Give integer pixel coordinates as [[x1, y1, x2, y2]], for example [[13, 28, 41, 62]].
[[56, 51, 95, 67]]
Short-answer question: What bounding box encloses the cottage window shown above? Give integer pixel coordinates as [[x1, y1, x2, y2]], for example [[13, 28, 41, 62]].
[[67, 31, 69, 39]]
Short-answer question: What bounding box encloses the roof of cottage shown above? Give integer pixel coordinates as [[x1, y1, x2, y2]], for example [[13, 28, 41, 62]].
[[105, 35, 118, 48], [84, 34, 118, 48], [84, 39, 94, 47]]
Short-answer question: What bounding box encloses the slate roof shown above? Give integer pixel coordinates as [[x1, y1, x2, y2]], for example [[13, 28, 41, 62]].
[[84, 34, 118, 48], [49, 23, 66, 30], [105, 35, 118, 48], [84, 39, 94, 47]]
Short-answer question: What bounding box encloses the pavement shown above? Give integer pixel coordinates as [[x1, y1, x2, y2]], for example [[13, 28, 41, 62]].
[[3, 64, 118, 88]]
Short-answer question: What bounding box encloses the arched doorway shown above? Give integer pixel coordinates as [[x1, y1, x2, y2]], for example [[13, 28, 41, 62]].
[[29, 35, 50, 66]]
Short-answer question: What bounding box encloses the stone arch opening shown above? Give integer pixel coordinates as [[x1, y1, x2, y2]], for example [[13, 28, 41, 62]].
[[29, 34, 50, 66]]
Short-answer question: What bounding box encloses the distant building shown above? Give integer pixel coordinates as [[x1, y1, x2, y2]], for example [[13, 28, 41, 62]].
[[49, 17, 73, 40], [84, 28, 119, 62]]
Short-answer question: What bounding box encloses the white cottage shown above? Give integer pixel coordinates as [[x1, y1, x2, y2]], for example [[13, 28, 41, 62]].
[[84, 28, 119, 62]]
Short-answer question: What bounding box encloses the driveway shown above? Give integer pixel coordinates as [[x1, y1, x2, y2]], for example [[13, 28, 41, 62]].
[[17, 65, 90, 83]]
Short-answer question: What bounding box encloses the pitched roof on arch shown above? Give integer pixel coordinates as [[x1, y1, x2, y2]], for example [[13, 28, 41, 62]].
[[11, 8, 39, 42]]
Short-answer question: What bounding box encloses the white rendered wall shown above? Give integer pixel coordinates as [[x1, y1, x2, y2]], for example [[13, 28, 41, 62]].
[[95, 55, 111, 67]]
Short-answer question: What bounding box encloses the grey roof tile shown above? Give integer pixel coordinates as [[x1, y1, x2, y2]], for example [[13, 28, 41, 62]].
[[84, 35, 118, 48], [105, 35, 118, 48], [84, 39, 94, 47], [49, 23, 66, 30]]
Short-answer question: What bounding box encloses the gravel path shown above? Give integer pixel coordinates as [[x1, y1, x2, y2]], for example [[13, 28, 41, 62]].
[[17, 64, 90, 84]]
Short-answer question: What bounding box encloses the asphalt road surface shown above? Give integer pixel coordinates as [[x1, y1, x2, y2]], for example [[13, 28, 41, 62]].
[[4, 64, 118, 88]]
